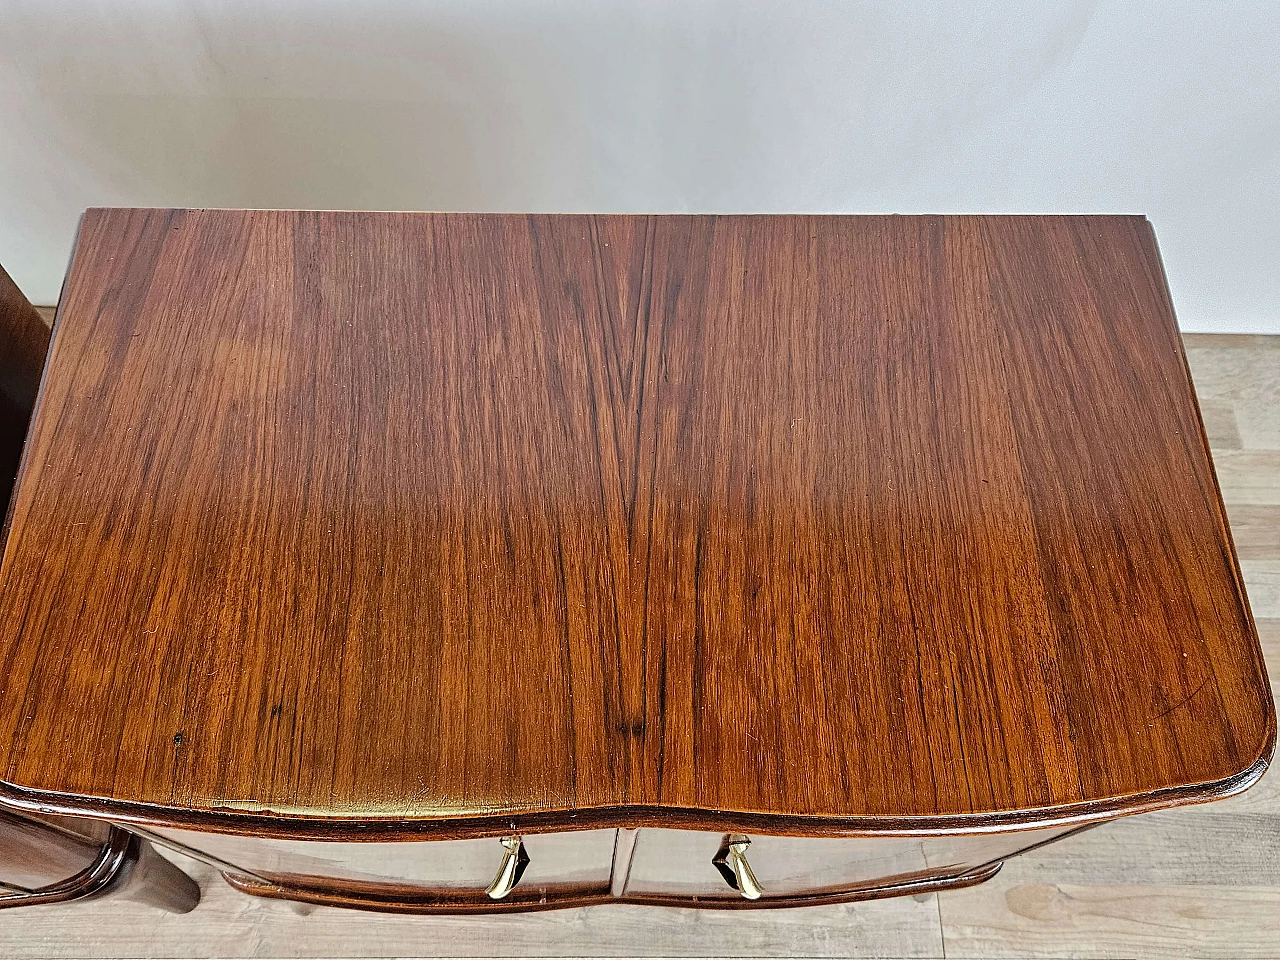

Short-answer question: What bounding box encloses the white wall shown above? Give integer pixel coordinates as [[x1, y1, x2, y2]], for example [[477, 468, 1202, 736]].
[[1, 0, 1277, 331]]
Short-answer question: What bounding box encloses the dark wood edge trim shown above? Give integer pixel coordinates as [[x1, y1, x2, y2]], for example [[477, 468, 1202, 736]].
[[0, 825, 133, 910], [222, 873, 613, 915], [621, 862, 1004, 911], [0, 744, 1270, 842], [222, 861, 1003, 914]]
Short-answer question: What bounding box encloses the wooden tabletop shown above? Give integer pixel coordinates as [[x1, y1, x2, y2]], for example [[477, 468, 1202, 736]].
[[0, 210, 1271, 838]]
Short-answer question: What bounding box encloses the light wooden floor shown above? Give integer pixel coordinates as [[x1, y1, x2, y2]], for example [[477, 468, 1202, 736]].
[[1, 332, 1276, 959]]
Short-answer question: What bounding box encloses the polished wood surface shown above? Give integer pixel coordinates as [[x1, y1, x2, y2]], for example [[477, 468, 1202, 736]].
[[0, 260, 201, 914], [0, 807, 106, 892], [0, 262, 52, 517], [0, 332, 1275, 956], [0, 807, 198, 912], [0, 210, 1271, 838]]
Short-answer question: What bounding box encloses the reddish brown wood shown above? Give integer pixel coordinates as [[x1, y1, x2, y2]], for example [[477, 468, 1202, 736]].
[[0, 262, 52, 519], [0, 807, 107, 892], [221, 860, 1004, 913], [0, 258, 200, 913], [0, 808, 198, 912], [0, 211, 1271, 843]]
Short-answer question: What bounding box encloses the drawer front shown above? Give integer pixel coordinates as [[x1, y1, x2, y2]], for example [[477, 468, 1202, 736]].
[[620, 825, 1080, 901], [152, 821, 1083, 909], [154, 826, 616, 896]]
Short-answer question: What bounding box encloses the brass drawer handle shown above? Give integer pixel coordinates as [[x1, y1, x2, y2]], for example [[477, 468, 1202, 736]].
[[485, 836, 529, 900], [712, 834, 763, 900]]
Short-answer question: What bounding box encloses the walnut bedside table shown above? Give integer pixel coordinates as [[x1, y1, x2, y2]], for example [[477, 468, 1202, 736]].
[[0, 210, 1271, 912]]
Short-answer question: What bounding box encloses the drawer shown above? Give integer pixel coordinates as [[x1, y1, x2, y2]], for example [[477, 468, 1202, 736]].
[[151, 822, 1081, 910], [153, 826, 616, 901], [618, 825, 1080, 902]]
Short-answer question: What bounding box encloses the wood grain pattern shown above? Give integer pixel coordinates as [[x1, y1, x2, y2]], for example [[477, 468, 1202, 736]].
[[0, 258, 201, 914], [0, 210, 1271, 837], [937, 333, 1280, 957], [0, 261, 52, 518], [0, 333, 1272, 957]]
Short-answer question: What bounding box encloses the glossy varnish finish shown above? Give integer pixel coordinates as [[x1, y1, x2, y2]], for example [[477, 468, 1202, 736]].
[[0, 810, 199, 914], [0, 808, 108, 892], [0, 262, 52, 513], [0, 210, 1271, 836], [0, 259, 200, 913]]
